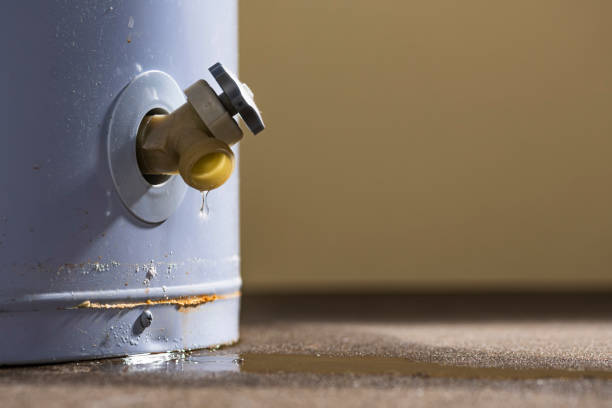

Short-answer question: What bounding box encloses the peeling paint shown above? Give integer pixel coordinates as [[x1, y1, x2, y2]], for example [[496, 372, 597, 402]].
[[71, 291, 240, 310]]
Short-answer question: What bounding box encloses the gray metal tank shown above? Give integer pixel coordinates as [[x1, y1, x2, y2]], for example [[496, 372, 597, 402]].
[[0, 1, 243, 364]]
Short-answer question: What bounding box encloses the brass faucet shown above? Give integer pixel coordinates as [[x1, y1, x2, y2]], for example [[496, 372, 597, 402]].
[[136, 63, 265, 191]]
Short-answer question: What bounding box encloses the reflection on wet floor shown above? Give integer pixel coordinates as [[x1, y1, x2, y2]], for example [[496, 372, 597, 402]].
[[94, 351, 612, 381], [119, 352, 241, 374]]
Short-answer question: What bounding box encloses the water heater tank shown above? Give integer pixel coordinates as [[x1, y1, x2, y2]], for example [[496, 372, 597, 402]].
[[0, 1, 251, 364]]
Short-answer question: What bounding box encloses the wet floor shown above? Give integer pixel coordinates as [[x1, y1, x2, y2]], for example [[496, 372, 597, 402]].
[[238, 353, 612, 381], [26, 350, 608, 381]]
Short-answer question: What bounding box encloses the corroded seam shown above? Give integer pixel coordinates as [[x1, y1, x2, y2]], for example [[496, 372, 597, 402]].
[[69, 291, 240, 310]]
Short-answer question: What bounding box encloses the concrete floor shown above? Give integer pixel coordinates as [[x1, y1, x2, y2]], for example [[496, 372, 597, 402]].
[[1, 293, 611, 407]]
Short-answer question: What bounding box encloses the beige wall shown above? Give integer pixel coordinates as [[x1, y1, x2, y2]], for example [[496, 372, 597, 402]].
[[239, 0, 612, 292]]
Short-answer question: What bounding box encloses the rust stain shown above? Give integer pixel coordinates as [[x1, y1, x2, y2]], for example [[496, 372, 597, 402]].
[[71, 291, 240, 310]]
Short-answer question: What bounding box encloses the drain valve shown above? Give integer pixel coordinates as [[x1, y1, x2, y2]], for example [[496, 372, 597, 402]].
[[136, 63, 265, 191]]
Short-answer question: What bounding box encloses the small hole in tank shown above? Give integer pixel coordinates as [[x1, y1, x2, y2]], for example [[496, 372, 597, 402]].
[[137, 108, 172, 186]]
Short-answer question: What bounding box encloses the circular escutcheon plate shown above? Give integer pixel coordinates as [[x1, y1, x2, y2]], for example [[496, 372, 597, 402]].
[[107, 70, 187, 223]]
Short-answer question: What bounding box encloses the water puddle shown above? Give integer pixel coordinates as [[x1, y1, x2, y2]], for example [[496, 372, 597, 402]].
[[7, 351, 610, 381], [109, 351, 612, 381], [237, 353, 612, 380]]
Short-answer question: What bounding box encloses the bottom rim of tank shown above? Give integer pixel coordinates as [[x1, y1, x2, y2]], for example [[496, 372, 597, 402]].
[[0, 295, 240, 366]]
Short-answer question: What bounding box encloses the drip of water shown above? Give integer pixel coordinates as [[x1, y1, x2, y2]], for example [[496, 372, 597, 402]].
[[199, 191, 210, 218]]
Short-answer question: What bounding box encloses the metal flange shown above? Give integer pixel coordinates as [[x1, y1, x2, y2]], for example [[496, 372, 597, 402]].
[[107, 70, 187, 223]]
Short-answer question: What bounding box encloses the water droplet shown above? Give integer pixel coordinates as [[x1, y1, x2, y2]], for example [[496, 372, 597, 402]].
[[199, 191, 210, 218]]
